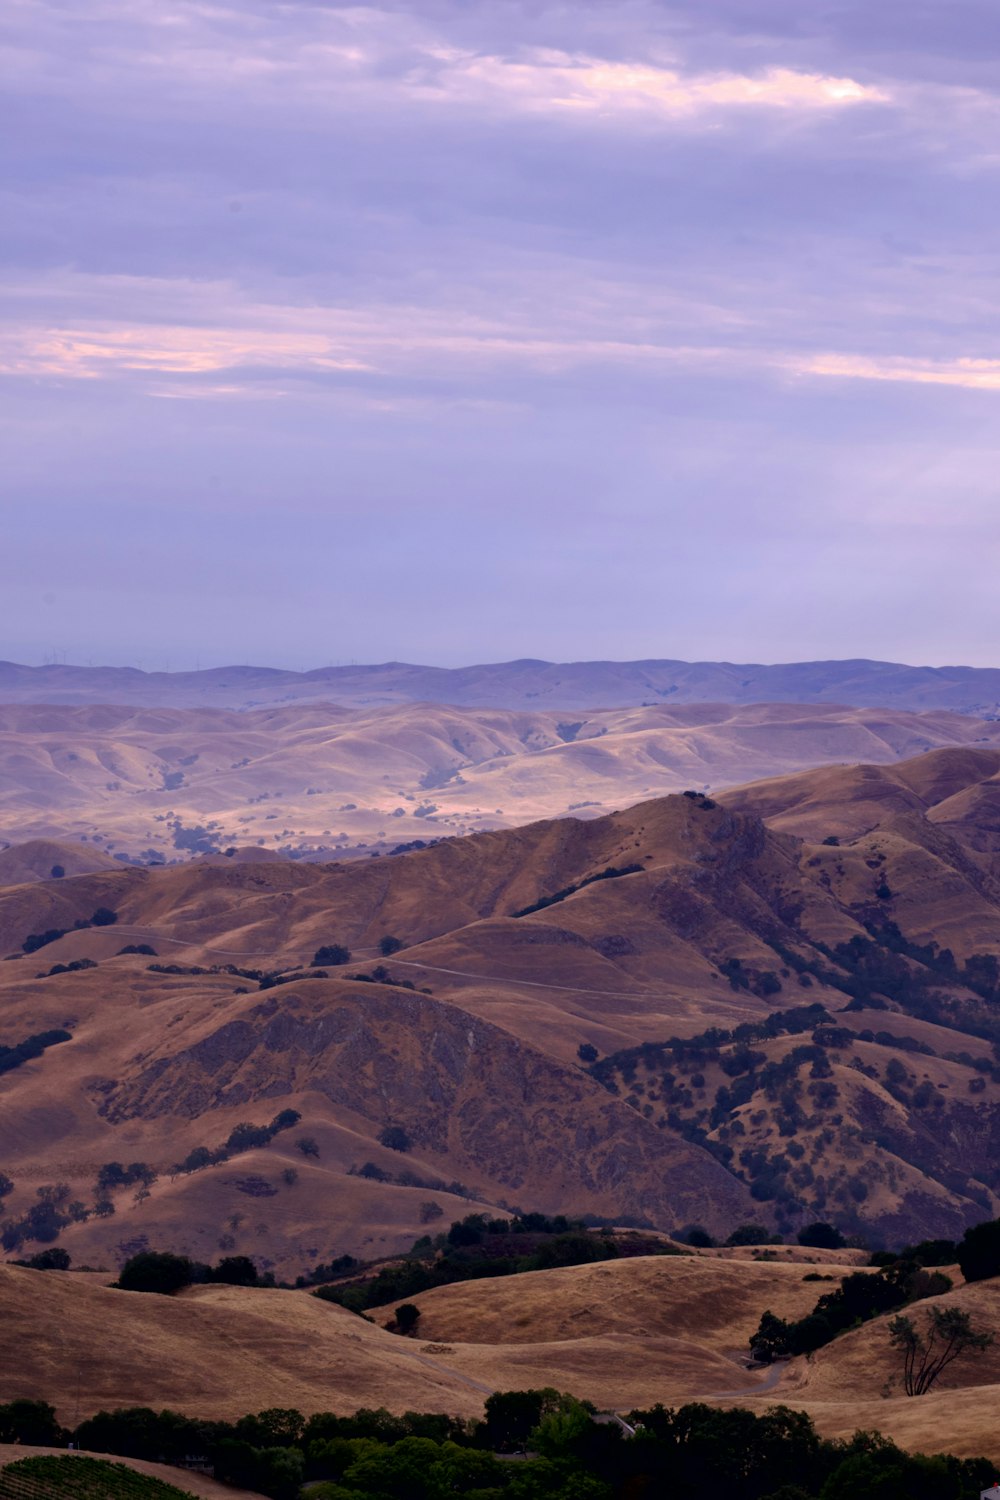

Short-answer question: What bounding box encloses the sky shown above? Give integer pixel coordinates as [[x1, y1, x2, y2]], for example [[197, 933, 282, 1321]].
[[3, 0, 1000, 671]]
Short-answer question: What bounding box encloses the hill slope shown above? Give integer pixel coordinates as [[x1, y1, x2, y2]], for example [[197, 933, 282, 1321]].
[[3, 1258, 1000, 1464], [6, 749, 1000, 1262]]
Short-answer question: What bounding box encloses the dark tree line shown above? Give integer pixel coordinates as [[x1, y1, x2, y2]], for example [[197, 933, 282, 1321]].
[[0, 1394, 992, 1500]]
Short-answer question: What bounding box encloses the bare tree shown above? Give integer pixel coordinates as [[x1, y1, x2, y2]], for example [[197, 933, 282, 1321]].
[[889, 1306, 993, 1396]]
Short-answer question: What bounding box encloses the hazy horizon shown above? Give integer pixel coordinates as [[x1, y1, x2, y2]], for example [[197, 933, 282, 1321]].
[[5, 649, 1000, 676]]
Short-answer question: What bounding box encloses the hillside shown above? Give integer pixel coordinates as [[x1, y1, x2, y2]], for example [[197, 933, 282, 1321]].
[[3, 700, 998, 864], [6, 748, 1000, 1266], [3, 1257, 1000, 1464], [4, 657, 1000, 713]]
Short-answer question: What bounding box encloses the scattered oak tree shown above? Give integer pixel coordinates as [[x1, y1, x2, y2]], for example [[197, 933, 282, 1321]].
[[394, 1302, 421, 1335], [312, 944, 350, 967], [889, 1306, 993, 1396]]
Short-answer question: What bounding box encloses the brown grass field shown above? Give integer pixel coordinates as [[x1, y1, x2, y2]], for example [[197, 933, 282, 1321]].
[[3, 1256, 1000, 1464]]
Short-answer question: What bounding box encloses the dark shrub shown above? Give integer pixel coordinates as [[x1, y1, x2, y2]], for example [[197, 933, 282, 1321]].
[[312, 944, 350, 967], [118, 1250, 193, 1294], [726, 1223, 773, 1247], [395, 1303, 421, 1335], [211, 1256, 260, 1286], [958, 1219, 1000, 1284], [685, 1226, 716, 1248], [797, 1222, 845, 1250], [22, 1247, 71, 1270], [378, 1125, 411, 1152]]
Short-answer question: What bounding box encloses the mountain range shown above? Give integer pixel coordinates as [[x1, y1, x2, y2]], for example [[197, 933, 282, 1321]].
[[4, 656, 1000, 713]]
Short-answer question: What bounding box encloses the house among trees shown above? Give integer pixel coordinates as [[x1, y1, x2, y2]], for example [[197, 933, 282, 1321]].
[[979, 1484, 1000, 1500]]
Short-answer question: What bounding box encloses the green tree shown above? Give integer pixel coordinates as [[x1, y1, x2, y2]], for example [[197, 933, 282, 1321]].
[[750, 1310, 792, 1364], [0, 1400, 63, 1445], [530, 1395, 593, 1457], [378, 935, 404, 956], [235, 1408, 305, 1447], [340, 1434, 440, 1499], [483, 1389, 561, 1452], [889, 1306, 993, 1395]]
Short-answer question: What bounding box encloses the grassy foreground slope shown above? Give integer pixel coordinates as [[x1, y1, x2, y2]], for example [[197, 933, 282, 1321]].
[[4, 1257, 1000, 1462]]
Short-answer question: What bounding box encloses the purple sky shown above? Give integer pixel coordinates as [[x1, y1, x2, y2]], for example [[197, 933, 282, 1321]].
[[3, 0, 1000, 670]]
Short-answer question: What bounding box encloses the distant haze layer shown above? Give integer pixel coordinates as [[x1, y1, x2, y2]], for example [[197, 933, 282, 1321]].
[[3, 656, 1000, 713]]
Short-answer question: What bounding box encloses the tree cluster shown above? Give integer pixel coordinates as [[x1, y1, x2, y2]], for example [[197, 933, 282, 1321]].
[[3, 1395, 993, 1500], [312, 1213, 671, 1313], [118, 1250, 273, 1294]]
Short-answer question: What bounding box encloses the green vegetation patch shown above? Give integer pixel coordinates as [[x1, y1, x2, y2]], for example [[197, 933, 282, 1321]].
[[0, 1455, 195, 1499]]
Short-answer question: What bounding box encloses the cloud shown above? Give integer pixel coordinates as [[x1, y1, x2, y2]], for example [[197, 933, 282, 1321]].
[[3, 2, 888, 127], [4, 266, 1000, 402], [0, 321, 367, 379], [797, 352, 1000, 391], [400, 51, 888, 119]]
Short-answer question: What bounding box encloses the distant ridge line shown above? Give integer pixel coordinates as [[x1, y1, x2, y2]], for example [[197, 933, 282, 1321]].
[[2, 656, 1000, 714]]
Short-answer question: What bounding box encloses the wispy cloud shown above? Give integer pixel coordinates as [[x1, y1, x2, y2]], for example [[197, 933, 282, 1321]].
[[401, 52, 888, 119], [0, 323, 367, 379], [7, 291, 999, 401], [3, 2, 889, 127], [795, 353, 1000, 391]]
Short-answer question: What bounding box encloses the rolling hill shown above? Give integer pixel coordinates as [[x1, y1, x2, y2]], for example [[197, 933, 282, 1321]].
[[3, 1255, 1000, 1465], [5, 747, 1000, 1269], [1, 700, 999, 864]]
